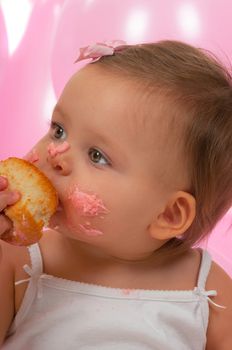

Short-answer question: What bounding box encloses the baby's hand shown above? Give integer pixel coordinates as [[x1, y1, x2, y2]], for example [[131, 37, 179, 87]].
[[0, 176, 20, 238]]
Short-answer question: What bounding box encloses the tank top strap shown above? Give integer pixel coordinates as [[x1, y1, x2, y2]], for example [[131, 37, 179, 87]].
[[197, 249, 212, 290], [194, 249, 227, 309], [15, 243, 43, 286], [28, 243, 43, 275]]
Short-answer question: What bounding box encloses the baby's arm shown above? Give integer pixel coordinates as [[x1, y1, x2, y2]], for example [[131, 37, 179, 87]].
[[0, 241, 15, 345], [0, 176, 20, 345], [206, 261, 232, 349]]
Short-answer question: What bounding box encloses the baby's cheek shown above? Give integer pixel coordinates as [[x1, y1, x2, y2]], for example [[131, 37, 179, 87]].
[[69, 222, 104, 237], [66, 184, 110, 236], [65, 214, 105, 237]]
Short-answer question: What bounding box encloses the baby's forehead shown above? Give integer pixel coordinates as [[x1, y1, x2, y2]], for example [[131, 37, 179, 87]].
[[65, 66, 183, 151], [123, 82, 183, 148]]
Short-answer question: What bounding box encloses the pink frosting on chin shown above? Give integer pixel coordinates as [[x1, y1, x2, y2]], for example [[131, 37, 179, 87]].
[[67, 185, 109, 217], [47, 141, 70, 158]]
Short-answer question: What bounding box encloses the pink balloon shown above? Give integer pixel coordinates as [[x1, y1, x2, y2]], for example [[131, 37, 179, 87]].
[[0, 1, 65, 160], [0, 8, 8, 88]]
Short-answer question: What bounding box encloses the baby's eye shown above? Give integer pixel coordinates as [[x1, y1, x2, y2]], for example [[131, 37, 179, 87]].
[[88, 148, 110, 166], [50, 122, 66, 140]]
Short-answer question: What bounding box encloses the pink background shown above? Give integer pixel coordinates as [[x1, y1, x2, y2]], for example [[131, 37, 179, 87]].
[[0, 0, 231, 276]]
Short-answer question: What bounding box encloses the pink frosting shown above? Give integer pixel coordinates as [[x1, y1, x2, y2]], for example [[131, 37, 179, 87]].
[[66, 185, 109, 237], [79, 224, 103, 236], [122, 289, 132, 295], [67, 185, 109, 217], [66, 221, 103, 237], [47, 141, 70, 158]]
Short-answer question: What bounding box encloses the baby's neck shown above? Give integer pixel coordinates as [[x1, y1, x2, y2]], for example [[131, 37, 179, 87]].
[[63, 235, 170, 267], [39, 230, 199, 291]]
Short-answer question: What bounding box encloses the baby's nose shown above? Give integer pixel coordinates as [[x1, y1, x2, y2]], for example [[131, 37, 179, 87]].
[[47, 141, 71, 176], [49, 156, 71, 176]]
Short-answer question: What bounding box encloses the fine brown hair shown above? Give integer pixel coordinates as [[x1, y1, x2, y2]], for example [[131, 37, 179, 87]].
[[95, 40, 232, 256]]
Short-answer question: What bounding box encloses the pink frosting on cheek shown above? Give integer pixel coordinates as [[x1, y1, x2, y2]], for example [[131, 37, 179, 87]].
[[66, 185, 109, 238], [47, 141, 70, 158], [67, 185, 110, 217]]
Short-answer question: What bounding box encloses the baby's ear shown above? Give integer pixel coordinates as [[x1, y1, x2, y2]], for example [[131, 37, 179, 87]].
[[148, 191, 196, 240]]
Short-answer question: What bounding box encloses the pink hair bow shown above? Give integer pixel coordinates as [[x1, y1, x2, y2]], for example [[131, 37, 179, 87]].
[[75, 40, 127, 63]]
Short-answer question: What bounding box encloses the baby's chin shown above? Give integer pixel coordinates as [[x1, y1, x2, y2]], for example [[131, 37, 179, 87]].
[[47, 205, 104, 241]]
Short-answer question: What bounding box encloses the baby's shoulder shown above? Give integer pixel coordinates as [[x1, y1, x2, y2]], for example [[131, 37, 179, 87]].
[[0, 239, 30, 275], [206, 259, 232, 291], [206, 258, 232, 307], [206, 258, 232, 308], [205, 259, 232, 349], [0, 239, 30, 341], [0, 230, 58, 278]]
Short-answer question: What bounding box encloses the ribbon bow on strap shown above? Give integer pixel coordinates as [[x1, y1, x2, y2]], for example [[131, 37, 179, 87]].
[[75, 40, 127, 63]]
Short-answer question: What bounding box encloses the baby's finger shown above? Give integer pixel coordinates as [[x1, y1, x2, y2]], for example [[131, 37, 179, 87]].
[[0, 214, 13, 236], [0, 191, 21, 212], [0, 176, 8, 190]]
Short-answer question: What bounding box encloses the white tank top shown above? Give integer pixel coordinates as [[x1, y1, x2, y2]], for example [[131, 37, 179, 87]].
[[2, 244, 219, 350]]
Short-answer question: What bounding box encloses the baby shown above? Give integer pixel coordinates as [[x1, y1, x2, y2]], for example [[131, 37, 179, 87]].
[[0, 40, 232, 349]]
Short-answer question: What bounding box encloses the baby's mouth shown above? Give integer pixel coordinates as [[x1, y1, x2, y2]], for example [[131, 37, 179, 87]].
[[56, 200, 63, 212], [47, 200, 62, 231]]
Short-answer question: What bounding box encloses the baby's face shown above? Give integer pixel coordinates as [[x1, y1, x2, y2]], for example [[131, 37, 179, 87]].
[[32, 65, 184, 260]]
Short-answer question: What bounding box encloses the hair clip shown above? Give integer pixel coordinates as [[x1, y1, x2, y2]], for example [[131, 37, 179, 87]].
[[75, 40, 127, 63]]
